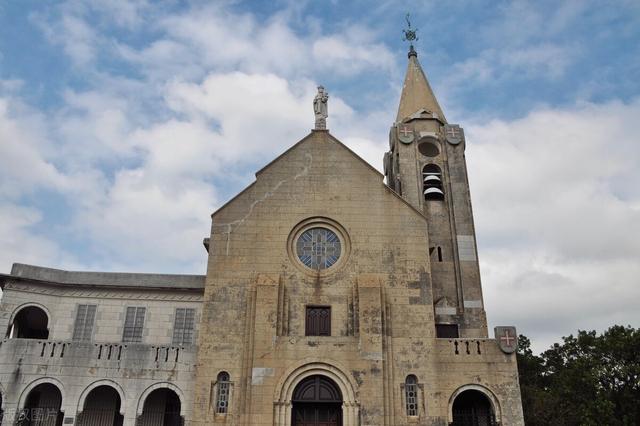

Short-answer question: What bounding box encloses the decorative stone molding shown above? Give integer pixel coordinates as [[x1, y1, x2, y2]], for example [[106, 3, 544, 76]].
[[17, 377, 66, 410], [273, 360, 359, 426], [286, 216, 351, 277], [5, 283, 202, 301]]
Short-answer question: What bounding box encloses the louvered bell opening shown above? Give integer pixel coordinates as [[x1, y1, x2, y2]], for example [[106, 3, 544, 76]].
[[423, 174, 441, 183], [424, 187, 445, 200]]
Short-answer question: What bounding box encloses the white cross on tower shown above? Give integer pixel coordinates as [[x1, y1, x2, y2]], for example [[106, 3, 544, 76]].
[[399, 126, 412, 137], [446, 126, 461, 138], [500, 330, 515, 347]]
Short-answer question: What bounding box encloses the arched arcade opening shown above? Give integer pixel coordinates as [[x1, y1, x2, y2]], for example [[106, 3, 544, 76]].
[[136, 388, 183, 426], [19, 383, 63, 426], [7, 305, 49, 339], [76, 385, 124, 426], [451, 389, 496, 426], [292, 375, 343, 426]]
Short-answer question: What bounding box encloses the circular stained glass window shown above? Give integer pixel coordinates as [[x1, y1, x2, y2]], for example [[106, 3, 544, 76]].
[[296, 227, 342, 270]]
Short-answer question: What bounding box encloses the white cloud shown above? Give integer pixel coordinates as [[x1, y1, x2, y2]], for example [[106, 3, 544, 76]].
[[0, 96, 69, 197], [501, 43, 577, 79], [443, 43, 578, 94], [86, 0, 148, 28], [0, 204, 76, 273], [34, 11, 98, 67], [76, 167, 216, 272], [467, 99, 640, 352], [111, 4, 395, 81], [312, 28, 395, 76]]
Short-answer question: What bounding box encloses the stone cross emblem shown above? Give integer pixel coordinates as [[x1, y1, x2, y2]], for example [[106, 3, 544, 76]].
[[444, 124, 464, 145], [398, 124, 414, 144], [495, 326, 518, 354], [313, 86, 329, 130]]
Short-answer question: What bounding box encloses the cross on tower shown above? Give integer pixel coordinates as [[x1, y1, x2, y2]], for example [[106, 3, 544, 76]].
[[399, 125, 412, 137], [500, 330, 515, 347], [446, 126, 461, 138]]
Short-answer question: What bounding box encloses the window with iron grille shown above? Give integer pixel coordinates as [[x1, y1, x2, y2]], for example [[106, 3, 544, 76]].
[[172, 308, 196, 345], [72, 304, 97, 341], [215, 372, 231, 414], [305, 306, 331, 336], [405, 375, 419, 416], [122, 307, 146, 343]]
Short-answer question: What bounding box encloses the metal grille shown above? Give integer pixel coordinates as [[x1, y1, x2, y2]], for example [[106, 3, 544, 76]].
[[76, 408, 123, 426], [216, 372, 230, 414], [172, 308, 195, 345], [122, 307, 145, 343], [405, 376, 418, 416], [452, 411, 496, 426], [73, 304, 97, 341], [135, 411, 182, 426]]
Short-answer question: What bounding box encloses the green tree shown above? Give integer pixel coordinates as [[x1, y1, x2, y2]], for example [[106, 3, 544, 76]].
[[517, 326, 640, 426]]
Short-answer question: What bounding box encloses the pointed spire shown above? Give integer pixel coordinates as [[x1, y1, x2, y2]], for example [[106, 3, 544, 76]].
[[396, 49, 446, 123]]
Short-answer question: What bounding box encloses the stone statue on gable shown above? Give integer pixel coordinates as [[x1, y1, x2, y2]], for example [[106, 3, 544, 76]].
[[313, 86, 329, 129]]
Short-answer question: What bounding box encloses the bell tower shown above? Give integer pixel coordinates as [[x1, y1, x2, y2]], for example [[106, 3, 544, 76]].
[[384, 43, 488, 338]]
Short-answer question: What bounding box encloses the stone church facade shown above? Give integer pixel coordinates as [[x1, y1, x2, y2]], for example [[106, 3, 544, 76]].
[[0, 46, 524, 426]]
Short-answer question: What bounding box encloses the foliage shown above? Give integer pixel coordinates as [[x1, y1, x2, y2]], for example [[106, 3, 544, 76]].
[[517, 326, 640, 426]]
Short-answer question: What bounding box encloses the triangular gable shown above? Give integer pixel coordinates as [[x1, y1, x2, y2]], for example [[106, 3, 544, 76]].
[[255, 130, 381, 178], [212, 130, 426, 220]]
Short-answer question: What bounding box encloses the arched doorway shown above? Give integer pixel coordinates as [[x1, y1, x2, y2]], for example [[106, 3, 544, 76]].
[[8, 306, 49, 339], [136, 388, 183, 426], [77, 386, 123, 426], [452, 390, 496, 426], [19, 383, 63, 426], [292, 375, 342, 426]]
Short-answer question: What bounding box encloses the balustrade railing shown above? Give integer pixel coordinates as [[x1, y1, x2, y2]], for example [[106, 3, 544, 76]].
[[0, 338, 193, 367]]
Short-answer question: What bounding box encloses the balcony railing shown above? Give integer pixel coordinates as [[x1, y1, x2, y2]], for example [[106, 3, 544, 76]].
[[433, 338, 510, 362], [0, 338, 195, 371]]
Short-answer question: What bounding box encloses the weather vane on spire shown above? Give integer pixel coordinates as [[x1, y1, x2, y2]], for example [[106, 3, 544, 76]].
[[402, 13, 418, 57]]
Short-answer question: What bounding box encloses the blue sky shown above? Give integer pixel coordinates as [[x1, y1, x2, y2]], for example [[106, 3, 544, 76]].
[[1, 0, 639, 352]]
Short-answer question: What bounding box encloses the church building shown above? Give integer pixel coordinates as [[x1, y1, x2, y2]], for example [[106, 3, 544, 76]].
[[0, 42, 524, 426]]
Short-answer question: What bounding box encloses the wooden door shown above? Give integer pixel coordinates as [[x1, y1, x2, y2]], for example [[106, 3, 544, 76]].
[[293, 403, 341, 426]]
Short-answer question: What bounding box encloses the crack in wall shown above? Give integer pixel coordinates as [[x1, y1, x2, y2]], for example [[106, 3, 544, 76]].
[[215, 153, 313, 255]]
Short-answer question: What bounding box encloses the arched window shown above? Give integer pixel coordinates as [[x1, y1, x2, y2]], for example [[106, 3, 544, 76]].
[[405, 375, 419, 416], [137, 388, 182, 426], [21, 383, 64, 425], [423, 164, 444, 200], [215, 372, 230, 414], [77, 385, 123, 426], [7, 305, 49, 339]]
